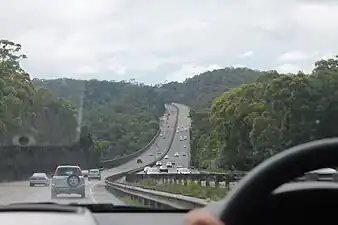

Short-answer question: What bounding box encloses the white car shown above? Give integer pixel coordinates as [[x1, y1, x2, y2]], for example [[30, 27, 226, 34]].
[[184, 136, 187, 140], [29, 173, 49, 187], [304, 168, 337, 181], [51, 165, 85, 198], [164, 155, 169, 159], [180, 136, 183, 141], [177, 168, 191, 174], [174, 152, 179, 157], [155, 161, 162, 166], [147, 168, 159, 174], [183, 145, 187, 148], [176, 130, 179, 133], [88, 169, 101, 181], [182, 152, 186, 156], [144, 166, 151, 174], [166, 162, 173, 168]]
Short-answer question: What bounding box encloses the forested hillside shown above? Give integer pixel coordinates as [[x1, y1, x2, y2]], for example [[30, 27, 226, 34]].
[[32, 79, 164, 159], [158, 68, 263, 111], [191, 57, 338, 171]]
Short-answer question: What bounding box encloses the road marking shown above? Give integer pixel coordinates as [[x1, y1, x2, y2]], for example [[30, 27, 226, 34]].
[[89, 181, 100, 203]]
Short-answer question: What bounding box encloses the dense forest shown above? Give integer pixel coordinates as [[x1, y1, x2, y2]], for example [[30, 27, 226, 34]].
[[32, 78, 164, 159], [188, 57, 338, 171]]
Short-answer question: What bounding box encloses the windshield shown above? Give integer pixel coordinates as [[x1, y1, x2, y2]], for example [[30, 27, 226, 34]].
[[1, 0, 338, 210]]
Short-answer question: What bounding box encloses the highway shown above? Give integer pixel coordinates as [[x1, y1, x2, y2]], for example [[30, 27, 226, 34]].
[[0, 104, 182, 206], [139, 103, 192, 174]]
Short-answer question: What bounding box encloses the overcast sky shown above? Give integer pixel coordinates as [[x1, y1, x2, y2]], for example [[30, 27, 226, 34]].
[[1, 0, 338, 84]]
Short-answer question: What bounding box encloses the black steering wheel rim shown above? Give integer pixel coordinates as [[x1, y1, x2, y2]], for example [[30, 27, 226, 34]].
[[202, 138, 338, 225]]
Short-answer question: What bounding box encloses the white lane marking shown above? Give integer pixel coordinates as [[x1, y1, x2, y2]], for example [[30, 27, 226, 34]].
[[89, 181, 100, 203]]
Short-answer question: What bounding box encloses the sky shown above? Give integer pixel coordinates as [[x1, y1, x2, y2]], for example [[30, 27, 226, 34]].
[[1, 0, 338, 85]]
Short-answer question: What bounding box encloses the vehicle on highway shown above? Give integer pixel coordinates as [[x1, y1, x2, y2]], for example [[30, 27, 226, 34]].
[[177, 168, 191, 174], [155, 161, 162, 166], [180, 136, 183, 141], [88, 169, 101, 181], [136, 158, 143, 163], [160, 133, 163, 137], [143, 166, 151, 174], [164, 155, 169, 159], [166, 162, 173, 168], [159, 166, 169, 173], [174, 152, 179, 157], [182, 152, 186, 156], [183, 145, 187, 148], [296, 168, 338, 181], [147, 168, 159, 174], [157, 151, 162, 155], [176, 130, 179, 133], [171, 161, 176, 165], [184, 136, 187, 140], [29, 173, 49, 187], [149, 153, 153, 156], [51, 165, 85, 198], [82, 170, 88, 178]]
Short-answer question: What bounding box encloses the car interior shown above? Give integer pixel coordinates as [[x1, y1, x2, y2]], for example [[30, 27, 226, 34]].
[[1, 138, 338, 225]]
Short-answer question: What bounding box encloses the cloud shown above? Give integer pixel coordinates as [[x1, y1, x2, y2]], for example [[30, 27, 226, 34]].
[[1, 0, 338, 84], [239, 51, 254, 58], [278, 50, 311, 62]]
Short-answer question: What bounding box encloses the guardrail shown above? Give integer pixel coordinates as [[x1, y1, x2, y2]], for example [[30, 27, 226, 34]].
[[100, 104, 173, 168], [105, 180, 209, 209], [100, 129, 161, 168], [123, 171, 247, 189], [104, 103, 180, 205]]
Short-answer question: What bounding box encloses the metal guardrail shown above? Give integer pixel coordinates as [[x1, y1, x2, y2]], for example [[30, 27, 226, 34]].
[[100, 129, 161, 168], [105, 180, 209, 209], [124, 172, 246, 189]]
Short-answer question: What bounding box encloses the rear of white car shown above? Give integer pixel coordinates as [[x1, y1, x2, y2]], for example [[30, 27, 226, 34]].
[[88, 169, 101, 181], [177, 168, 191, 174], [51, 165, 85, 198], [29, 173, 49, 186]]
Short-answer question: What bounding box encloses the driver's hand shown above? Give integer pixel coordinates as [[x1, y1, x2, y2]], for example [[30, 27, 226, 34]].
[[185, 209, 224, 225]]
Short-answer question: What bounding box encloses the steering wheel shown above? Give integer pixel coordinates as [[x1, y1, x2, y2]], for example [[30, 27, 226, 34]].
[[201, 138, 338, 225]]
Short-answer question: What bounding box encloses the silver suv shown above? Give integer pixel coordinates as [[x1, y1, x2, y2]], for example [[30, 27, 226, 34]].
[[51, 165, 85, 199]]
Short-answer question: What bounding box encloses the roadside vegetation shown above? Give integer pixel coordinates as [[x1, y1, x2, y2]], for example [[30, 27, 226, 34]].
[[137, 179, 227, 201]]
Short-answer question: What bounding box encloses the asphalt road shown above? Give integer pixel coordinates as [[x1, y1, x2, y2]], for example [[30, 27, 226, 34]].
[[139, 103, 192, 174], [0, 104, 180, 206]]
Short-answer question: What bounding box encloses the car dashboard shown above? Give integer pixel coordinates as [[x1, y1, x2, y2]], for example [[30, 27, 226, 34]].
[[0, 203, 188, 225]]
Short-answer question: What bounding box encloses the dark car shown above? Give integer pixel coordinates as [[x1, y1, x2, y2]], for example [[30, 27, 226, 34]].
[[159, 166, 168, 173], [137, 159, 143, 163]]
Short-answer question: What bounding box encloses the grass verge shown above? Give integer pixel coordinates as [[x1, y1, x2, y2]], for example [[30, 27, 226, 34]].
[[137, 179, 228, 201]]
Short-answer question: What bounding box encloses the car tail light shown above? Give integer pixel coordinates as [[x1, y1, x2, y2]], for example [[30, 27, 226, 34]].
[[78, 168, 82, 176], [54, 168, 59, 176]]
